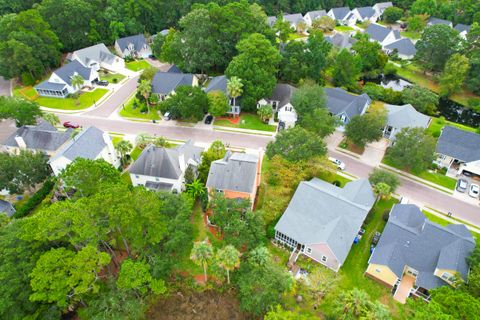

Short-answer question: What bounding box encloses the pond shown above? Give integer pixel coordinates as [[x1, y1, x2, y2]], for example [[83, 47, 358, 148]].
[[364, 74, 480, 128]]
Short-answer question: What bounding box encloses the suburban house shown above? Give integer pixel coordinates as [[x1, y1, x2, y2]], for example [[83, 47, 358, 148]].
[[427, 17, 453, 27], [366, 204, 475, 303], [283, 13, 306, 31], [303, 10, 327, 27], [324, 87, 371, 126], [204, 75, 240, 116], [434, 126, 480, 177], [325, 33, 357, 50], [365, 23, 401, 46], [49, 126, 120, 176], [206, 151, 261, 208], [151, 71, 198, 101], [351, 6, 378, 23], [129, 141, 203, 193], [0, 200, 16, 217], [372, 2, 393, 17], [454, 24, 471, 39], [383, 38, 417, 60], [267, 16, 277, 27], [383, 104, 431, 142], [257, 83, 297, 128], [159, 29, 170, 36], [327, 7, 357, 26], [2, 120, 72, 156], [35, 60, 99, 98], [275, 178, 375, 272], [70, 43, 125, 72], [115, 34, 152, 59]]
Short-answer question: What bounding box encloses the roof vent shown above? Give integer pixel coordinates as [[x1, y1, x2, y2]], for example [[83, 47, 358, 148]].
[[404, 240, 410, 247]]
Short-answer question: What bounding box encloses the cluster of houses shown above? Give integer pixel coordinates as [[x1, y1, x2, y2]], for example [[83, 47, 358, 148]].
[[427, 17, 472, 39]]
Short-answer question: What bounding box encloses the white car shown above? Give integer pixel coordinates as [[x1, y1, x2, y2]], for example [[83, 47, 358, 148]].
[[328, 157, 346, 170], [469, 184, 479, 198]]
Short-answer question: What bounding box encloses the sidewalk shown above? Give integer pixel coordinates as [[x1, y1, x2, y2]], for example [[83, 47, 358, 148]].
[[213, 125, 277, 136]]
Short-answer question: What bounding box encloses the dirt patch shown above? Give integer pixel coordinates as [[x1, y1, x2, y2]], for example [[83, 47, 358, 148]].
[[146, 290, 247, 320], [216, 116, 241, 124]]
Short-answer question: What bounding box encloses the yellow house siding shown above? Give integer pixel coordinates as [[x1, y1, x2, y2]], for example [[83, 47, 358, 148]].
[[366, 264, 398, 287], [434, 268, 457, 285]]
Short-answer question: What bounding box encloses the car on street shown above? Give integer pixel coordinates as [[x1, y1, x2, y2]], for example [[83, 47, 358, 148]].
[[328, 157, 346, 170], [204, 115, 213, 124], [97, 80, 109, 86], [163, 112, 171, 121], [456, 179, 468, 193], [469, 184, 479, 198], [63, 121, 79, 129]]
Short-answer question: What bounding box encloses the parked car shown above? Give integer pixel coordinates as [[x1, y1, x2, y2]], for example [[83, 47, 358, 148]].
[[97, 80, 109, 86], [204, 115, 213, 124], [372, 231, 381, 246], [328, 157, 346, 170], [456, 179, 468, 193], [63, 121, 79, 129], [469, 184, 479, 198], [164, 112, 171, 121]]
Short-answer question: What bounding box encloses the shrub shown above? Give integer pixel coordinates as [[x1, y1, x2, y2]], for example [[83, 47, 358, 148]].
[[384, 63, 397, 76], [139, 105, 148, 113], [21, 72, 36, 86], [13, 179, 55, 218], [383, 209, 390, 221], [112, 78, 118, 83], [438, 116, 446, 125], [332, 180, 341, 187], [432, 130, 441, 138]]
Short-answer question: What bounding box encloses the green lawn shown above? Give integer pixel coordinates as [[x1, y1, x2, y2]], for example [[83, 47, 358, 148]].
[[120, 171, 132, 186], [382, 156, 456, 190], [130, 146, 143, 161], [119, 95, 160, 120], [36, 89, 108, 110], [334, 25, 354, 32], [99, 71, 126, 83], [426, 116, 477, 138], [13, 86, 38, 100], [125, 60, 150, 72], [422, 210, 480, 239], [400, 30, 421, 39], [111, 136, 123, 146], [287, 33, 307, 41], [214, 113, 276, 132]]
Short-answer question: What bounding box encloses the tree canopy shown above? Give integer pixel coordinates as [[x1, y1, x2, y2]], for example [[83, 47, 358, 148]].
[[159, 86, 209, 121]]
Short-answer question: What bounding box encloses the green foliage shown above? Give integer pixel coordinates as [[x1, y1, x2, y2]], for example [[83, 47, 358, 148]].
[[266, 126, 326, 162], [368, 169, 400, 193], [402, 85, 439, 115], [0, 96, 43, 126], [264, 305, 311, 319], [0, 150, 50, 194], [14, 179, 55, 218], [382, 7, 403, 23], [139, 66, 158, 83], [291, 82, 326, 116], [407, 14, 427, 32], [465, 23, 480, 94], [117, 259, 166, 295], [257, 104, 273, 121], [387, 127, 436, 172], [159, 85, 208, 121], [207, 90, 230, 117], [190, 240, 214, 282], [216, 245, 241, 284], [362, 83, 403, 105], [311, 15, 335, 32], [304, 30, 332, 83], [439, 54, 470, 97], [333, 49, 362, 90], [116, 140, 133, 166], [227, 76, 243, 106], [335, 288, 391, 319], [352, 34, 388, 77], [151, 32, 165, 58], [186, 179, 205, 199], [273, 13, 294, 43], [226, 33, 281, 110], [345, 109, 387, 148], [198, 140, 226, 182]]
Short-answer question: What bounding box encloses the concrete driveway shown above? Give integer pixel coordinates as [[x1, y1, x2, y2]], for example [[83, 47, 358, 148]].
[[0, 77, 12, 96], [360, 139, 389, 166]]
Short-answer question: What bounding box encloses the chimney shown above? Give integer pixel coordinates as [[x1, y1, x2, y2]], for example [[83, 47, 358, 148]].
[[15, 136, 27, 149]]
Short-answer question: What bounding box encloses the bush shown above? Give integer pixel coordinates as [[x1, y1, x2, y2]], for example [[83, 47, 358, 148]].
[[13, 179, 55, 218], [432, 130, 441, 138], [21, 72, 36, 86], [362, 82, 403, 105], [383, 209, 390, 221], [139, 105, 148, 113], [384, 64, 397, 76], [332, 180, 341, 187], [438, 116, 446, 125], [112, 78, 118, 83]]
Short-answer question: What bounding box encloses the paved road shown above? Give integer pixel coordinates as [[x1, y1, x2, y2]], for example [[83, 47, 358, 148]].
[[0, 77, 12, 96], [58, 114, 273, 149], [329, 149, 480, 226]]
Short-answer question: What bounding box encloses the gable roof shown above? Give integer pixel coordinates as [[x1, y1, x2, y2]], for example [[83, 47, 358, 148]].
[[304, 10, 327, 21], [129, 141, 202, 179], [275, 178, 375, 264], [151, 71, 194, 95], [73, 43, 119, 66], [436, 126, 480, 162], [283, 13, 305, 25], [55, 60, 93, 85], [3, 120, 72, 152], [373, 2, 393, 14], [454, 24, 470, 33], [325, 33, 358, 49], [0, 200, 16, 217], [206, 152, 259, 194], [49, 126, 107, 163], [325, 87, 371, 119], [267, 16, 277, 27], [355, 6, 376, 19], [166, 64, 182, 73], [116, 34, 148, 52], [365, 23, 396, 42], [384, 38, 417, 56], [270, 83, 296, 108], [385, 104, 430, 130], [427, 17, 452, 26], [205, 75, 228, 95], [369, 204, 475, 289], [330, 7, 351, 20]]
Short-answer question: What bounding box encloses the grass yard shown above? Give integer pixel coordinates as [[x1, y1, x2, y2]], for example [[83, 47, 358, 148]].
[[130, 146, 143, 161], [426, 116, 477, 138], [99, 71, 126, 83], [14, 86, 38, 100], [382, 156, 456, 190], [119, 95, 161, 120], [334, 25, 354, 32], [120, 171, 132, 186], [214, 113, 276, 132], [125, 60, 151, 72], [111, 136, 123, 146], [400, 30, 421, 39], [422, 210, 480, 239], [287, 33, 307, 41]]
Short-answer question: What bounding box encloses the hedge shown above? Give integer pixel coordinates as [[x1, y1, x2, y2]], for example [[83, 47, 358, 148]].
[[13, 179, 55, 218]]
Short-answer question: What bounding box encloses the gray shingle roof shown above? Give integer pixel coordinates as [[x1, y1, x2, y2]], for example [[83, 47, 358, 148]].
[[54, 60, 93, 85], [270, 83, 295, 108], [166, 65, 182, 73], [373, 2, 392, 14], [0, 200, 15, 217], [73, 43, 119, 66], [35, 82, 67, 91], [3, 120, 72, 152], [330, 7, 351, 20], [283, 13, 305, 25], [384, 38, 417, 56], [206, 152, 259, 194], [356, 6, 376, 19], [151, 71, 194, 95], [116, 34, 148, 52], [385, 104, 430, 130], [267, 16, 277, 27], [365, 23, 395, 42], [325, 33, 358, 49], [369, 204, 475, 290], [205, 75, 227, 94], [275, 178, 375, 264], [436, 126, 480, 162], [325, 87, 371, 119], [428, 17, 452, 26], [49, 126, 107, 163], [145, 181, 174, 191], [304, 10, 327, 21], [454, 24, 470, 33]]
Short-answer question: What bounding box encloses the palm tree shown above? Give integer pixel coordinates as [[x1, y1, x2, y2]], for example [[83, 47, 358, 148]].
[[186, 179, 205, 199], [248, 246, 271, 267], [42, 113, 60, 126], [71, 74, 84, 105], [115, 140, 133, 166], [364, 301, 391, 320], [190, 240, 213, 283], [216, 245, 240, 284], [257, 105, 273, 122], [336, 288, 370, 319], [226, 76, 243, 108], [374, 182, 392, 201], [138, 79, 152, 113]]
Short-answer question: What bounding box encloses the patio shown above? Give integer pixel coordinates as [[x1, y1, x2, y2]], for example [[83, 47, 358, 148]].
[[393, 274, 415, 304]]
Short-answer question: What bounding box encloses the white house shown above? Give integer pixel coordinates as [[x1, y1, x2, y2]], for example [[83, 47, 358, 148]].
[[365, 23, 401, 46], [454, 24, 471, 39], [35, 60, 99, 98], [327, 7, 357, 26], [303, 10, 327, 27], [204, 75, 241, 116], [129, 141, 203, 193], [115, 34, 152, 59], [351, 6, 378, 23], [383, 38, 417, 60], [372, 2, 393, 17], [383, 104, 431, 143], [257, 83, 297, 128], [49, 127, 120, 176], [70, 43, 125, 72], [283, 13, 306, 31]]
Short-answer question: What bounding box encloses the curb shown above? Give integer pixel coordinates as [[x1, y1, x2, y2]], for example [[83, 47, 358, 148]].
[[213, 126, 276, 137], [334, 147, 361, 159]]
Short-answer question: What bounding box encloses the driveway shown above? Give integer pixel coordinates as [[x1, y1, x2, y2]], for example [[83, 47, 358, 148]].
[[0, 77, 12, 96], [360, 139, 388, 166]]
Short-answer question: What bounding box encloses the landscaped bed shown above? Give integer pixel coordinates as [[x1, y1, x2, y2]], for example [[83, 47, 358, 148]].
[[99, 70, 126, 83], [125, 60, 151, 71], [214, 113, 276, 132], [338, 139, 365, 155], [119, 95, 160, 120]]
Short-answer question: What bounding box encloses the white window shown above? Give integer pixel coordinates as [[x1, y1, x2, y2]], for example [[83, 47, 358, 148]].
[[216, 189, 224, 193], [441, 272, 453, 281], [135, 175, 139, 179], [306, 247, 312, 254], [321, 255, 328, 262]]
